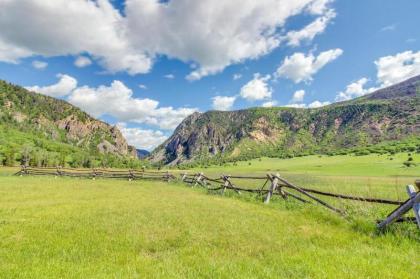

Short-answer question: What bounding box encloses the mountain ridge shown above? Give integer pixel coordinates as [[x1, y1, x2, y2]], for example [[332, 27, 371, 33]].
[[151, 75, 420, 166], [0, 80, 139, 167]]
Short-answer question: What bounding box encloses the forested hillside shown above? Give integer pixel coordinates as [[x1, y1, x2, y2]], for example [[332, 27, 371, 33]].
[[151, 75, 420, 166], [0, 80, 142, 168]]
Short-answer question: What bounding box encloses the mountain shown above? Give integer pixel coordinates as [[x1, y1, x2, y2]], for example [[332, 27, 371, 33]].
[[151, 75, 420, 166], [0, 80, 138, 167], [137, 149, 150, 159]]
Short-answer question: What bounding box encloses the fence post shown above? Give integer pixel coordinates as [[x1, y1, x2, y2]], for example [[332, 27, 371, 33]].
[[92, 168, 96, 180], [221, 175, 230, 195], [128, 169, 134, 181], [181, 173, 187, 182], [378, 190, 420, 230], [165, 171, 170, 182], [194, 172, 206, 187], [406, 185, 420, 229], [264, 173, 279, 204]]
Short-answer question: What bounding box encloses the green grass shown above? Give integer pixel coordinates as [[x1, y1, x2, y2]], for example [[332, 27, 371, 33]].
[[1, 153, 419, 278]]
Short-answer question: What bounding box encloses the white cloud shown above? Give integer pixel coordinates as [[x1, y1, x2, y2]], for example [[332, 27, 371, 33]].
[[375, 50, 420, 87], [286, 100, 330, 108], [285, 9, 335, 47], [308, 100, 330, 108], [25, 74, 77, 97], [212, 96, 236, 111], [164, 74, 175, 79], [275, 48, 343, 83], [138, 84, 147, 90], [0, 0, 152, 75], [74, 56, 92, 68], [240, 73, 272, 101], [286, 103, 307, 108], [233, 73, 242, 80], [32, 60, 48, 69], [335, 78, 378, 101], [291, 89, 305, 102], [305, 0, 333, 14], [261, 100, 278, 107], [67, 79, 197, 130], [0, 0, 335, 79], [335, 50, 420, 102], [117, 123, 167, 150]]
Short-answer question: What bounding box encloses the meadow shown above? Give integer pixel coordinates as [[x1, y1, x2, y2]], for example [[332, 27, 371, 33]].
[[0, 152, 419, 278]]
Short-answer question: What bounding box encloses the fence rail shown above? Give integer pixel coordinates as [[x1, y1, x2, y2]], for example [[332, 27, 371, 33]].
[[15, 166, 420, 231]]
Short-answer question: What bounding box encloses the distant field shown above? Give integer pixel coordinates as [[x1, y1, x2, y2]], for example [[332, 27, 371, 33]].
[[0, 153, 419, 278]]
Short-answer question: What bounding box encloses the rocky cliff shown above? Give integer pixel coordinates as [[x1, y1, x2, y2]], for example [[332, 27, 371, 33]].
[[0, 80, 137, 159], [151, 75, 420, 165]]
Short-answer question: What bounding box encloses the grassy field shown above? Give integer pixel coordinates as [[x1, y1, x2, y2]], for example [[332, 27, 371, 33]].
[[0, 153, 419, 278]]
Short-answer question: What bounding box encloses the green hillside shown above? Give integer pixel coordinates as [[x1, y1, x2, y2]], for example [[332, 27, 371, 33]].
[[0, 80, 141, 168], [151, 75, 420, 166]]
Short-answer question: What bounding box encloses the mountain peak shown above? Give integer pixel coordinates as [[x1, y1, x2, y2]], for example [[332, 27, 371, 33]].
[[363, 75, 420, 101]]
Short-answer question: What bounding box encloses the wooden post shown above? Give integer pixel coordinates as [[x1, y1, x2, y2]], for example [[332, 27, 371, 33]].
[[180, 173, 187, 182], [128, 169, 134, 181], [221, 175, 230, 195], [193, 173, 201, 187], [165, 171, 170, 182], [406, 185, 420, 229], [275, 175, 344, 215], [416, 180, 420, 191], [377, 190, 420, 230], [92, 168, 96, 180], [264, 173, 279, 204], [194, 172, 206, 188]]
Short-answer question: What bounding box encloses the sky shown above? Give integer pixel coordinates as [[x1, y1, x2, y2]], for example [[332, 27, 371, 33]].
[[0, 0, 419, 150]]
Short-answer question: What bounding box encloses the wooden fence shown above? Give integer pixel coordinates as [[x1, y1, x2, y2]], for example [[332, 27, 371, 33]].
[[15, 166, 420, 232]]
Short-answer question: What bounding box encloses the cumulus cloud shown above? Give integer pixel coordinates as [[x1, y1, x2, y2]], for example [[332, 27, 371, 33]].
[[117, 123, 167, 150], [335, 50, 420, 102], [32, 60, 48, 70], [240, 74, 272, 101], [0, 0, 335, 79], [25, 74, 77, 97], [0, 0, 152, 75], [375, 50, 420, 87], [291, 89, 305, 102], [74, 56, 92, 68], [286, 100, 330, 108], [335, 78, 378, 101], [275, 49, 343, 83], [212, 96, 236, 111], [25, 74, 196, 130], [285, 9, 335, 47], [308, 100, 330, 108], [67, 80, 197, 130], [261, 100, 278, 107]]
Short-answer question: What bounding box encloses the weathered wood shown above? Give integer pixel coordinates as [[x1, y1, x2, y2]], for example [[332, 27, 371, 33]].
[[298, 187, 403, 205], [221, 175, 230, 195], [194, 173, 205, 187], [406, 185, 420, 229], [180, 173, 187, 182], [377, 191, 420, 230], [275, 175, 344, 214], [282, 189, 309, 203], [264, 173, 279, 204]]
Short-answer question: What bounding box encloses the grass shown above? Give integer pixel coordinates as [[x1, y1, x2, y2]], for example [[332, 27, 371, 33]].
[[0, 153, 419, 278]]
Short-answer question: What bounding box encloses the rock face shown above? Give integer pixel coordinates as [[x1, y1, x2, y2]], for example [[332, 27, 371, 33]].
[[151, 75, 420, 165], [0, 80, 136, 158]]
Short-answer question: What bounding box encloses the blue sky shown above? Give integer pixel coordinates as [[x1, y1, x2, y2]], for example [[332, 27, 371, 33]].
[[0, 0, 419, 150]]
